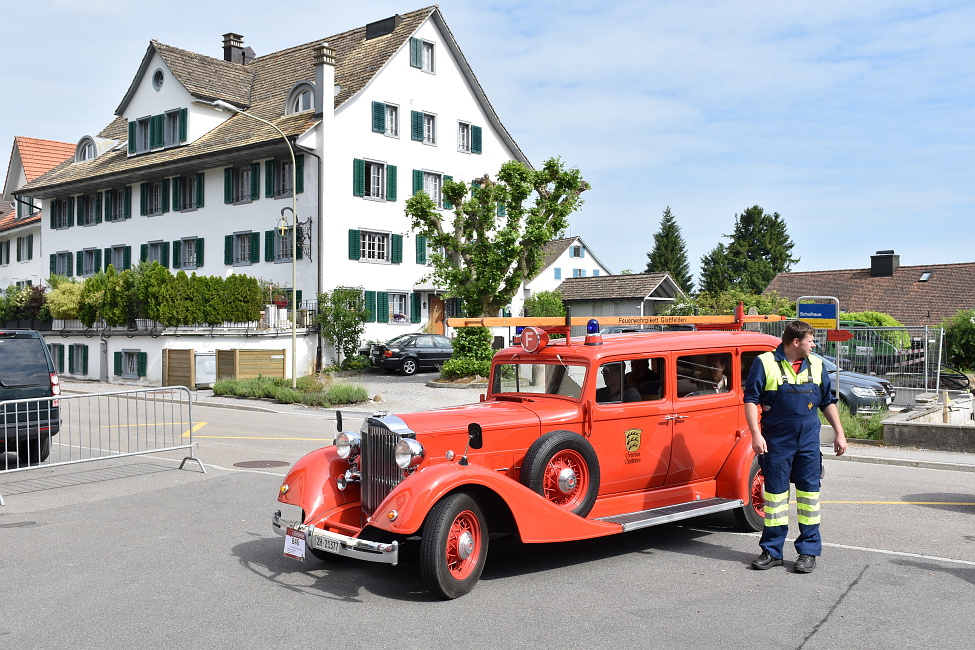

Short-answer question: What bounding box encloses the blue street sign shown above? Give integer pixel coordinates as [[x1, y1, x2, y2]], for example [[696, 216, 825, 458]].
[[797, 303, 838, 329]]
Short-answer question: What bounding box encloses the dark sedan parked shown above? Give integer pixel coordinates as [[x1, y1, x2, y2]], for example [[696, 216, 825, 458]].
[[369, 333, 454, 375], [815, 352, 895, 415]]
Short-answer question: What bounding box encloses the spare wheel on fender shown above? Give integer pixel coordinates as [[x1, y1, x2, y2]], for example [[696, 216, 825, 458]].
[[520, 430, 600, 517]]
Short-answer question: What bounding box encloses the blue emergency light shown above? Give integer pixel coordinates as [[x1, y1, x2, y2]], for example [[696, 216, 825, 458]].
[[585, 319, 602, 346]]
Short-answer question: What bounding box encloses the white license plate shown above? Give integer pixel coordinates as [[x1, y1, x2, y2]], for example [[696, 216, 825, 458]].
[[284, 527, 305, 561], [318, 537, 341, 555]]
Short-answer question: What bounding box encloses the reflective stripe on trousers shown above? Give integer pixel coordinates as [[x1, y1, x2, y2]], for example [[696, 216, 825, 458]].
[[796, 489, 821, 525], [763, 489, 789, 527]]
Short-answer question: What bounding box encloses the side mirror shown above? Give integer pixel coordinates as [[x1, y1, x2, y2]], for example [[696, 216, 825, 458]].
[[335, 410, 343, 433], [467, 423, 483, 450]]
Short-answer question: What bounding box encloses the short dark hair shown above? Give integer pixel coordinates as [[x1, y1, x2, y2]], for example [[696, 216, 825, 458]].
[[782, 320, 815, 345]]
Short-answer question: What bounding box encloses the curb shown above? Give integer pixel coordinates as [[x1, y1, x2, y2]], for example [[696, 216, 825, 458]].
[[826, 454, 975, 473]]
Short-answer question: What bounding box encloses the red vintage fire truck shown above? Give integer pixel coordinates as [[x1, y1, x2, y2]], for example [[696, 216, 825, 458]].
[[273, 310, 783, 599]]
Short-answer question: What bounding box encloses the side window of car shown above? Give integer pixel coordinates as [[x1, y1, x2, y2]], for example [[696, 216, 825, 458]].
[[676, 352, 732, 398], [741, 351, 762, 391], [596, 361, 643, 404], [435, 336, 452, 349], [416, 336, 435, 348], [625, 357, 665, 401]]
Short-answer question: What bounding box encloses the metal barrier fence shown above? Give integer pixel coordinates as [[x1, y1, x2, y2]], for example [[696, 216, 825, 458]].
[[758, 321, 948, 397], [1, 386, 204, 505]]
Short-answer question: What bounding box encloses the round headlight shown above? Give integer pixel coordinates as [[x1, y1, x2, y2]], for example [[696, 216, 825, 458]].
[[335, 431, 361, 460], [394, 438, 425, 470]]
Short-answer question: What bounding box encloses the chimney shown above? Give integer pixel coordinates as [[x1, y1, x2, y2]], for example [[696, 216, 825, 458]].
[[313, 42, 336, 119], [870, 250, 900, 277], [223, 33, 245, 64]]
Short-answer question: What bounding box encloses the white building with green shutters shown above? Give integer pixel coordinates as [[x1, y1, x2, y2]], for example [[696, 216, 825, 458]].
[[17, 6, 527, 383]]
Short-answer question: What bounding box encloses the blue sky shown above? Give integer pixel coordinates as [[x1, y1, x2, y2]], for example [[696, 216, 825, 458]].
[[3, 1, 972, 284]]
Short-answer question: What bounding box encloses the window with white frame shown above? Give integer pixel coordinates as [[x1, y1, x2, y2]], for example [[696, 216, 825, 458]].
[[107, 189, 126, 221], [424, 113, 436, 144], [0, 240, 9, 265], [274, 228, 294, 261], [423, 171, 442, 208], [422, 41, 434, 72], [179, 175, 199, 210], [147, 241, 166, 266], [275, 159, 293, 197], [290, 89, 313, 114], [122, 350, 140, 378], [15, 280, 32, 290], [573, 269, 586, 278], [570, 245, 584, 258], [147, 181, 163, 216], [80, 195, 96, 225], [16, 236, 31, 262], [82, 249, 99, 277], [55, 252, 72, 276], [77, 141, 95, 162], [365, 161, 386, 200], [164, 110, 181, 147], [181, 237, 199, 269], [111, 245, 128, 270], [385, 104, 399, 137], [234, 165, 252, 203], [389, 293, 408, 322], [458, 122, 471, 153], [136, 117, 151, 153], [52, 199, 69, 229], [360, 231, 389, 262], [234, 232, 252, 265], [71, 344, 87, 375]]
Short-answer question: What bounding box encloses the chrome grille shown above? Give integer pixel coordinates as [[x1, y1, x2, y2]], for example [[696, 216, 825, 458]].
[[361, 423, 405, 516]]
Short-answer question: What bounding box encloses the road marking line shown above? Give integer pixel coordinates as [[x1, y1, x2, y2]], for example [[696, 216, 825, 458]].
[[181, 422, 208, 438], [188, 435, 331, 441], [823, 500, 975, 505], [821, 542, 975, 567]]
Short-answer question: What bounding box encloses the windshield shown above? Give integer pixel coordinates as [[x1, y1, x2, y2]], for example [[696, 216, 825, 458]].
[[0, 337, 50, 387], [385, 334, 416, 347], [491, 362, 588, 399]]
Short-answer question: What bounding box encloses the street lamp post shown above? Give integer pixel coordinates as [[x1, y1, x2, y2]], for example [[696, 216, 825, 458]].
[[213, 100, 299, 388]]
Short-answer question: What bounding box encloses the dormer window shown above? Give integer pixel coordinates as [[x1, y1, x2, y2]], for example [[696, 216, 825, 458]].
[[75, 138, 97, 162], [285, 83, 315, 115], [128, 109, 187, 155]]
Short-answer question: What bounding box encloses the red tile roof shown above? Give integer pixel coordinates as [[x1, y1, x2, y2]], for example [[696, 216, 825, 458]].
[[764, 262, 975, 326], [0, 208, 41, 234], [14, 137, 76, 182]]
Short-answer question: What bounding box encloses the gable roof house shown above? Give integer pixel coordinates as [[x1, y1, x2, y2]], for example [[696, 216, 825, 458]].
[[1, 137, 75, 289], [507, 236, 612, 318], [16, 6, 526, 383], [764, 251, 975, 326], [556, 272, 687, 334]]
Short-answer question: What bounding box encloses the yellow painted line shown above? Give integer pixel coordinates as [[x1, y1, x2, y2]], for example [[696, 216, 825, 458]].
[[182, 422, 208, 438], [822, 500, 975, 505]]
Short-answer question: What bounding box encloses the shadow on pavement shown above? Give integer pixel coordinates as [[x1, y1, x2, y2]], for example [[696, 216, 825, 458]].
[[0, 459, 176, 496], [892, 558, 975, 586]]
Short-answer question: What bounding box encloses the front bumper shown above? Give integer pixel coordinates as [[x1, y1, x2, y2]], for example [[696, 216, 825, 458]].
[[272, 510, 399, 565]]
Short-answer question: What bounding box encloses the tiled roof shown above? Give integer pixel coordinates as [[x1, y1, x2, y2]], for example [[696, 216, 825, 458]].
[[21, 6, 438, 197], [534, 238, 575, 277], [14, 137, 75, 182], [764, 262, 975, 326], [558, 273, 672, 301], [0, 208, 41, 234]]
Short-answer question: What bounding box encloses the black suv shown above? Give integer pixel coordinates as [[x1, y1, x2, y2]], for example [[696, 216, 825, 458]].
[[1, 330, 61, 464]]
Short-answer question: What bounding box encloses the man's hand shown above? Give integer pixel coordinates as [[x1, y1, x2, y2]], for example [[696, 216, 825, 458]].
[[751, 433, 768, 455], [834, 431, 848, 456]]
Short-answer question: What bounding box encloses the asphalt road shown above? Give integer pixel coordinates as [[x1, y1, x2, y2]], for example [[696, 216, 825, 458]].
[[2, 392, 974, 649]]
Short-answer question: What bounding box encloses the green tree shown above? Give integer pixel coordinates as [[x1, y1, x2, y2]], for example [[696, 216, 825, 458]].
[[943, 309, 975, 370], [645, 206, 693, 293], [404, 157, 589, 318], [317, 286, 370, 366], [522, 290, 565, 318], [699, 243, 732, 294], [724, 205, 798, 294]]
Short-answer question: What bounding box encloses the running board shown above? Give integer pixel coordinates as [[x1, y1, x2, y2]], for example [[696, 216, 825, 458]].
[[597, 498, 744, 532]]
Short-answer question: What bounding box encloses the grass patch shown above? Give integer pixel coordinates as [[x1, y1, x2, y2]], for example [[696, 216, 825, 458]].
[[819, 401, 889, 441], [213, 374, 367, 407]]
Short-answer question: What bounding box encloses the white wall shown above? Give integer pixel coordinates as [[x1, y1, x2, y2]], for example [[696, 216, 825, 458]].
[[121, 53, 195, 123]]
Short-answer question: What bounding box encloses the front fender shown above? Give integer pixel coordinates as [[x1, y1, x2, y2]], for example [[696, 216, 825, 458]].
[[278, 446, 358, 522], [367, 462, 621, 543]]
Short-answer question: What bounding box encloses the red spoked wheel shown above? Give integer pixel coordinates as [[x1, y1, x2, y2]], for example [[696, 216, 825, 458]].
[[521, 430, 600, 517], [421, 492, 489, 599], [541, 449, 590, 511], [735, 456, 766, 531]]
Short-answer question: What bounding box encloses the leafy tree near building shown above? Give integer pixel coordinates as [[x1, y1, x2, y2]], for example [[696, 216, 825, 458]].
[[942, 309, 975, 371], [316, 286, 370, 367], [645, 206, 693, 293], [522, 290, 565, 318], [699, 243, 732, 294]]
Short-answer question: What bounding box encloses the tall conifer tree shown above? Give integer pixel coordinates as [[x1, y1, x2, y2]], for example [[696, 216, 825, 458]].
[[645, 206, 693, 293]]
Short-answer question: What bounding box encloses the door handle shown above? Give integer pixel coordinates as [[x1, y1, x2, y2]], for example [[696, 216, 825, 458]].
[[661, 414, 675, 421], [674, 415, 689, 421]]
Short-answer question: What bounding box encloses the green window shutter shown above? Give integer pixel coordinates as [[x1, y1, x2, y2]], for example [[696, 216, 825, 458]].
[[93, 248, 100, 271], [66, 252, 73, 277], [265, 160, 275, 198], [196, 238, 204, 267], [391, 234, 403, 264], [386, 164, 397, 201], [265, 230, 275, 261], [179, 108, 188, 142], [364, 290, 376, 322], [413, 169, 423, 196], [497, 202, 506, 217], [161, 241, 170, 269], [224, 168, 233, 204], [411, 293, 421, 323], [416, 235, 427, 264], [50, 199, 57, 229], [124, 186, 132, 219], [103, 190, 112, 220], [442, 175, 453, 209], [352, 158, 365, 197], [128, 121, 136, 154], [123, 246, 131, 270], [50, 254, 56, 276], [140, 244, 148, 263], [82, 346, 89, 374], [196, 172, 205, 207], [67, 197, 74, 226], [140, 183, 148, 216], [376, 291, 389, 322], [224, 235, 233, 265], [57, 345, 64, 373], [114, 351, 122, 376], [250, 231, 260, 263], [296, 289, 302, 305], [471, 125, 482, 154], [296, 224, 304, 260], [171, 177, 180, 210], [95, 192, 102, 223], [156, 114, 165, 147], [348, 229, 361, 260], [16, 240, 21, 262], [27, 234, 33, 260], [372, 101, 386, 132], [149, 115, 159, 148], [411, 111, 423, 141], [295, 154, 304, 194], [69, 345, 75, 373], [137, 352, 147, 377], [76, 196, 83, 223], [172, 240, 181, 269], [250, 162, 260, 200], [161, 178, 170, 213], [409, 37, 421, 68], [76, 251, 83, 276], [103, 248, 111, 271]]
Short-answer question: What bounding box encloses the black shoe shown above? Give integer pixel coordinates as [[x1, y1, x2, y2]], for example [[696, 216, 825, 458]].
[[751, 551, 783, 570], [794, 554, 817, 573]]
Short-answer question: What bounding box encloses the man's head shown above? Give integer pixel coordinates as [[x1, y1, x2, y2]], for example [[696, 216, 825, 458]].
[[630, 358, 649, 375], [782, 320, 816, 358]]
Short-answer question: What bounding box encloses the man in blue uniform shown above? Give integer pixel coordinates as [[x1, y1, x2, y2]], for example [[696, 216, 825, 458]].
[[744, 320, 847, 573]]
